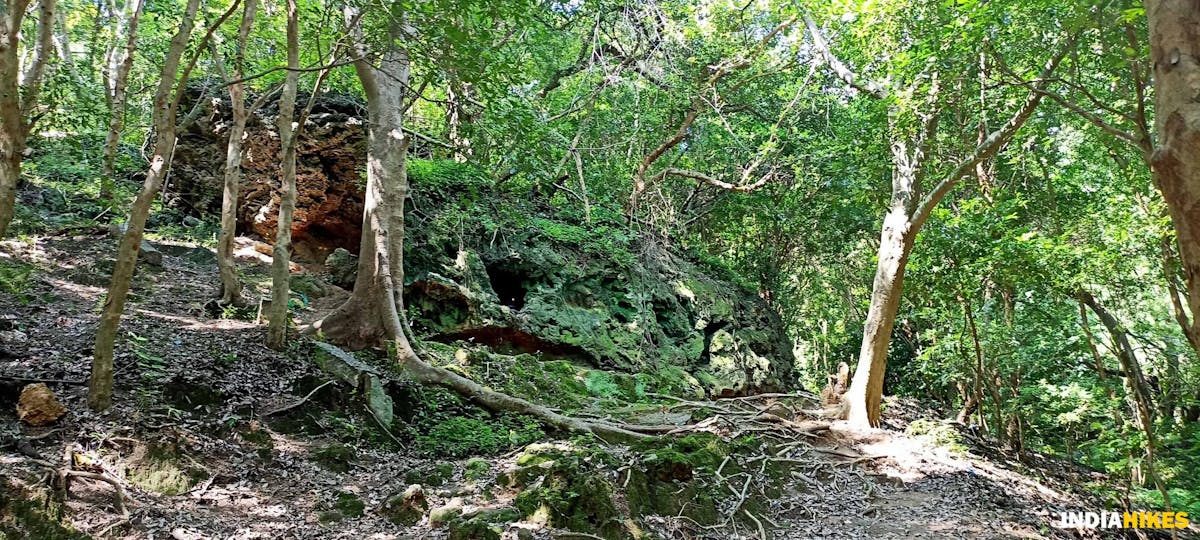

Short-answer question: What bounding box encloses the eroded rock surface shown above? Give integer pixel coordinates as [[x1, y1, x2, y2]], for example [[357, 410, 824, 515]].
[[16, 383, 65, 426]]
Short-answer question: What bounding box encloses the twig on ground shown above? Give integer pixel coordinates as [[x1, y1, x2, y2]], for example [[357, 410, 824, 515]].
[[262, 379, 336, 417], [64, 470, 130, 517]]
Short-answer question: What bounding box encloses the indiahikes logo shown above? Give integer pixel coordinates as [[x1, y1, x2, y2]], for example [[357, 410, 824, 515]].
[[1056, 511, 1189, 530]]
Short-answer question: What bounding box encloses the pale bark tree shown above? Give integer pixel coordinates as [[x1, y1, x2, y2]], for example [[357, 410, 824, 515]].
[[89, 0, 237, 410], [265, 0, 300, 350], [0, 0, 58, 239], [1145, 0, 1200, 367], [804, 13, 1075, 427], [211, 0, 258, 307], [99, 0, 144, 198]]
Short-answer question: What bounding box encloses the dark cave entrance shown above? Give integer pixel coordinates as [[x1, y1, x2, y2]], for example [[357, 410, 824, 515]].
[[486, 264, 529, 310], [699, 320, 730, 364]]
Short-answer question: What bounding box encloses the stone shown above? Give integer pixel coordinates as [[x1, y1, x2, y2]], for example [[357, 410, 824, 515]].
[[17, 384, 66, 426], [324, 248, 358, 289], [139, 240, 163, 267], [381, 484, 428, 526], [429, 498, 464, 528], [312, 342, 393, 426]]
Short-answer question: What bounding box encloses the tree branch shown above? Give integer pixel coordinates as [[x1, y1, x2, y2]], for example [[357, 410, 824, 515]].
[[801, 11, 888, 100], [912, 34, 1077, 226]]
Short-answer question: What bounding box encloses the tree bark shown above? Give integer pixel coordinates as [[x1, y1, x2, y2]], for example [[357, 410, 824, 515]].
[[0, 0, 57, 239], [213, 0, 257, 307], [266, 0, 300, 350], [100, 0, 144, 199], [845, 209, 914, 427], [88, 0, 202, 411], [1146, 0, 1200, 359], [1078, 290, 1172, 513]]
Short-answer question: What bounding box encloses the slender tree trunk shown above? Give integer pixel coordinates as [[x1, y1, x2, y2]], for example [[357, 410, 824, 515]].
[[0, 0, 56, 239], [100, 0, 143, 198], [1078, 290, 1173, 515], [266, 0, 300, 350], [960, 295, 985, 426], [89, 0, 201, 411], [1147, 0, 1200, 359], [213, 0, 256, 307], [845, 209, 914, 427]]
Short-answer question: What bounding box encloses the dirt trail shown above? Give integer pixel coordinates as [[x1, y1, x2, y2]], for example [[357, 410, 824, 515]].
[[0, 235, 1185, 539]]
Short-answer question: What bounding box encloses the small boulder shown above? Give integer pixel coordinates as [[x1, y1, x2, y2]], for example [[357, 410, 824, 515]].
[[429, 497, 464, 528], [325, 248, 358, 289], [139, 240, 163, 267], [17, 383, 66, 426], [381, 484, 428, 526]]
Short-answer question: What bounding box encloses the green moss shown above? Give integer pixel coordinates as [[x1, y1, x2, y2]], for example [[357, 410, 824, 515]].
[[906, 419, 969, 455], [0, 257, 34, 301], [507, 443, 626, 538], [465, 458, 491, 480], [314, 442, 357, 472], [447, 508, 520, 540], [405, 462, 454, 486], [0, 483, 90, 540], [126, 445, 205, 496], [334, 492, 364, 518]]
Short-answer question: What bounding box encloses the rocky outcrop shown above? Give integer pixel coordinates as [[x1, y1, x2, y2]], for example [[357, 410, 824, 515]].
[[168, 93, 794, 395], [17, 383, 65, 426], [399, 162, 794, 396], [169, 92, 368, 262]]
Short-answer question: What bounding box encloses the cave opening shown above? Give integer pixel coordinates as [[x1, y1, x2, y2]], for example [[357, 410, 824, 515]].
[[699, 320, 730, 364], [485, 263, 529, 310]]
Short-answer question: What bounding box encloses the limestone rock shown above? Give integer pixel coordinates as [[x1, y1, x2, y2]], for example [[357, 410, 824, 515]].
[[429, 497, 464, 528], [381, 484, 428, 526], [139, 240, 163, 267], [17, 383, 66, 426], [324, 248, 358, 289]]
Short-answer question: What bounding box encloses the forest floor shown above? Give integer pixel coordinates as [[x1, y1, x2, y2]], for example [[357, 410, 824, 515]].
[[0, 233, 1186, 539]]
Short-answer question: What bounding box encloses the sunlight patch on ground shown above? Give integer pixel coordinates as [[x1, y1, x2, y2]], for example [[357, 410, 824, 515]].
[[134, 308, 258, 331]]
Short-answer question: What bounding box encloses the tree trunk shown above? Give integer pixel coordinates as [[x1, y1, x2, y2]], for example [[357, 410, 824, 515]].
[[266, 0, 300, 350], [88, 0, 201, 411], [845, 209, 914, 427], [100, 0, 144, 198], [213, 0, 257, 307], [1147, 0, 1200, 355], [0, 0, 57, 239], [1078, 290, 1173, 514]]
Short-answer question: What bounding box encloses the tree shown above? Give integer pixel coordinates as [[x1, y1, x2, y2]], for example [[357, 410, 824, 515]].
[[1146, 0, 1200, 366], [310, 6, 655, 442], [803, 6, 1075, 427], [0, 0, 59, 238], [89, 0, 236, 410], [99, 0, 144, 199], [266, 0, 299, 350], [211, 0, 258, 307]]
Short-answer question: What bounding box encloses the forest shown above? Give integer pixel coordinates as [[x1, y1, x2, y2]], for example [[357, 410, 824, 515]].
[[1, 0, 1199, 538]]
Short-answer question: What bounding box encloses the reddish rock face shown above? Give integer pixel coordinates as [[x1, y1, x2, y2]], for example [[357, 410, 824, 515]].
[[17, 383, 66, 426], [170, 93, 369, 262]]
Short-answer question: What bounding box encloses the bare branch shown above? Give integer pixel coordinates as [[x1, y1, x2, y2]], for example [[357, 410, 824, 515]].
[[658, 167, 773, 192], [801, 11, 888, 100]]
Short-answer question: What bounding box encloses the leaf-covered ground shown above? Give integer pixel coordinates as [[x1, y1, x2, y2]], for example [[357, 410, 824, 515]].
[[0, 234, 1182, 539]]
